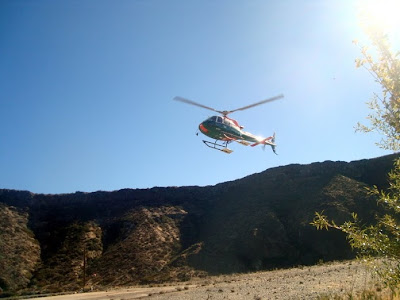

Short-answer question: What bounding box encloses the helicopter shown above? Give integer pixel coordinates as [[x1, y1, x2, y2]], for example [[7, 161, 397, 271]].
[[173, 94, 283, 154]]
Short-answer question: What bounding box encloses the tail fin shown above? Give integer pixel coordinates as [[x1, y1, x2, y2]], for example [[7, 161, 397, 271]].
[[271, 132, 277, 155]]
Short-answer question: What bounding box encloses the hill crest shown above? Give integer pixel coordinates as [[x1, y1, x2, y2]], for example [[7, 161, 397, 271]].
[[0, 154, 397, 294]]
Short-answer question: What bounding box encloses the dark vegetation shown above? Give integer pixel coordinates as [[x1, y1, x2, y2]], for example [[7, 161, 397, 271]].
[[0, 154, 398, 295]]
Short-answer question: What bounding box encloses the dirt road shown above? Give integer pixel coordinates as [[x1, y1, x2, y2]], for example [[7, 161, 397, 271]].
[[35, 260, 383, 300]]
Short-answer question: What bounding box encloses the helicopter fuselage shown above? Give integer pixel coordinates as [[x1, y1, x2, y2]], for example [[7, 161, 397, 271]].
[[198, 115, 261, 143], [173, 94, 282, 154]]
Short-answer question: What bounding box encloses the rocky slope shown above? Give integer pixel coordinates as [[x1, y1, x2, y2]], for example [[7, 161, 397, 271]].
[[0, 154, 397, 295], [0, 202, 40, 292]]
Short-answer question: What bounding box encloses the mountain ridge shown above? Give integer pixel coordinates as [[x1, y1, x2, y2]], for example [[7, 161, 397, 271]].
[[0, 154, 397, 295]]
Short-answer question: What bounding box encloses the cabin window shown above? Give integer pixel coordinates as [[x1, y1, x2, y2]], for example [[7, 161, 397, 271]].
[[209, 116, 217, 122], [217, 116, 222, 123]]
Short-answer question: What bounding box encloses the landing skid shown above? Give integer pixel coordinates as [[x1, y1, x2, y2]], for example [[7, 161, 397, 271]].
[[203, 140, 233, 154]]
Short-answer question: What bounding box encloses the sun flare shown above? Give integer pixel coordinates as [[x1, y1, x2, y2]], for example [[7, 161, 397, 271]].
[[358, 0, 400, 40]]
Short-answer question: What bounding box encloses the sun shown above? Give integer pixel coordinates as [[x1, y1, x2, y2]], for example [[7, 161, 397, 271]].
[[357, 0, 400, 40]]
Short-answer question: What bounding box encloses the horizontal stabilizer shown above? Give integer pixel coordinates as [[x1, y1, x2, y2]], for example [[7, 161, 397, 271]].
[[250, 137, 273, 147], [251, 133, 277, 154]]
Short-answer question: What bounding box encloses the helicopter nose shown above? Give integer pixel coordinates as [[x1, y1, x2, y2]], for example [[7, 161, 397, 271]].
[[199, 123, 208, 133]]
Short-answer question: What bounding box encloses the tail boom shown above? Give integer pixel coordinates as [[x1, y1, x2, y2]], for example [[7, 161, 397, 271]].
[[251, 133, 277, 154]]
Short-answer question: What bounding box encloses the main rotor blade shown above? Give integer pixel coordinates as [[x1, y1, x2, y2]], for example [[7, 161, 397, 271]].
[[173, 96, 220, 113], [227, 94, 284, 115]]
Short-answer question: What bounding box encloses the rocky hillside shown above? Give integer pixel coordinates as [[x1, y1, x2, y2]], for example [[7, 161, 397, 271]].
[[0, 203, 40, 292], [0, 154, 397, 295]]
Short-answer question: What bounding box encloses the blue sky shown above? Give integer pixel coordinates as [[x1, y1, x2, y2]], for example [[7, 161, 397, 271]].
[[0, 0, 394, 194]]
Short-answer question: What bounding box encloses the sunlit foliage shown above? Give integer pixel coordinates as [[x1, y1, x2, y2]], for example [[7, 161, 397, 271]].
[[312, 31, 400, 290]]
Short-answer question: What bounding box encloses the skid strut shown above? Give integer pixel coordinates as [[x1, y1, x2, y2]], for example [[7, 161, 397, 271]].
[[203, 140, 233, 154]]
